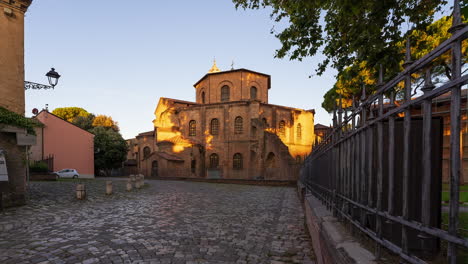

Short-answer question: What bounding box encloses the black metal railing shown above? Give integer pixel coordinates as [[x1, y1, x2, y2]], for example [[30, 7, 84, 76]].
[[301, 1, 468, 263]]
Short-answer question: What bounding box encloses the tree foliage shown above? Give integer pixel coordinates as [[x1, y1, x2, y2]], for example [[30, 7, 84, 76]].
[[72, 114, 95, 131], [233, 1, 468, 113], [52, 107, 90, 123], [92, 115, 119, 131], [233, 0, 446, 75], [90, 126, 128, 176], [321, 15, 468, 112], [52, 107, 119, 131], [322, 61, 377, 112]]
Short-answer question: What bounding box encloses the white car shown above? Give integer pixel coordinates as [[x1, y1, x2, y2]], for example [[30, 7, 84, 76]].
[[54, 169, 80, 179]]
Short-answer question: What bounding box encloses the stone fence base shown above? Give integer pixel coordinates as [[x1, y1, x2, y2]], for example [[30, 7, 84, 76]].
[[298, 182, 377, 264]]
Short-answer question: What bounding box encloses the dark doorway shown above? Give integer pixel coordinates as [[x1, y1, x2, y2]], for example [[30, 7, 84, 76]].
[[151, 160, 158, 177]]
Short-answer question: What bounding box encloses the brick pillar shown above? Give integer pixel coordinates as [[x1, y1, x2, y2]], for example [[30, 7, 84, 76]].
[[0, 0, 32, 115], [0, 0, 32, 207], [0, 132, 27, 207]]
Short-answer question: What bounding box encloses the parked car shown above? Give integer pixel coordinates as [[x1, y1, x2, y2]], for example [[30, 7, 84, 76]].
[[54, 169, 80, 179]]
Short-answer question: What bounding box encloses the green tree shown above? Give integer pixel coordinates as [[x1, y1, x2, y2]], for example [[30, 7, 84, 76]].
[[232, 0, 446, 76], [72, 114, 95, 131], [52, 107, 90, 123], [92, 115, 119, 131], [90, 126, 128, 176], [321, 15, 468, 112]]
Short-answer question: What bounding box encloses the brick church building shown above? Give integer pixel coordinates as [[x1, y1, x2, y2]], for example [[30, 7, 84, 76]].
[[126, 62, 315, 180]]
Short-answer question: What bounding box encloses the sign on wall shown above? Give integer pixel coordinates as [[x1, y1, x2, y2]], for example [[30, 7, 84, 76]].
[[16, 133, 36, 146], [0, 150, 9, 181]]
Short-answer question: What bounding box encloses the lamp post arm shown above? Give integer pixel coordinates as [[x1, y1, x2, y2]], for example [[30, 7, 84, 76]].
[[24, 81, 54, 90]]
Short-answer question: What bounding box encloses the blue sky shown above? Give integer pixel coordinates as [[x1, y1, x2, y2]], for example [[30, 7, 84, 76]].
[[24, 1, 361, 138]]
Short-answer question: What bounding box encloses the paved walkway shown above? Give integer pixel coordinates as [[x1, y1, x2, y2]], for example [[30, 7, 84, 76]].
[[0, 179, 315, 264]]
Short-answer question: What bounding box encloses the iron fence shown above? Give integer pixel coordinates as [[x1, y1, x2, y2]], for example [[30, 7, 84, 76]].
[[30, 154, 54, 173], [300, 1, 468, 263]]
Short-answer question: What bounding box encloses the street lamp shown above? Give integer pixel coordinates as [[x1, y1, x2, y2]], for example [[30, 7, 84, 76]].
[[24, 68, 61, 90]]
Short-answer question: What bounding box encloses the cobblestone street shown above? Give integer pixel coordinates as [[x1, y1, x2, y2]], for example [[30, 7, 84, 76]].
[[0, 179, 315, 264]]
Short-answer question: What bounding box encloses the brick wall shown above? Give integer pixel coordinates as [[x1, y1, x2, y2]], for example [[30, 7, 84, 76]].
[[194, 70, 270, 104], [0, 132, 27, 207], [0, 1, 31, 115]]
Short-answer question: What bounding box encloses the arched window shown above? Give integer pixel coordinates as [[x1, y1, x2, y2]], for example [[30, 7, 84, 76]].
[[251, 126, 257, 137], [210, 118, 219, 135], [143, 146, 151, 159], [279, 120, 286, 137], [297, 123, 302, 140], [266, 152, 276, 168], [234, 116, 243, 134], [189, 120, 196, 136], [209, 153, 219, 168], [191, 159, 196, 173], [262, 118, 268, 128], [250, 86, 257, 100], [221, 85, 230, 102], [233, 153, 243, 169], [201, 91, 206, 104], [296, 155, 302, 164]]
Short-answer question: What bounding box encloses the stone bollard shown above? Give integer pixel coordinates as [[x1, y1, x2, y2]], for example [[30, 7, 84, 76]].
[[139, 174, 145, 187], [106, 181, 113, 195], [135, 175, 142, 189], [126, 179, 132, 191], [130, 175, 136, 188], [76, 184, 86, 200]]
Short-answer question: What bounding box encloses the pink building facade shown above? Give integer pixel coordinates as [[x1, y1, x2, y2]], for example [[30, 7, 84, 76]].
[[30, 111, 95, 178]]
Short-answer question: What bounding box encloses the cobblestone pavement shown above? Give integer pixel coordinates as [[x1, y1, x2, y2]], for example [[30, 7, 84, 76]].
[[0, 179, 315, 264]]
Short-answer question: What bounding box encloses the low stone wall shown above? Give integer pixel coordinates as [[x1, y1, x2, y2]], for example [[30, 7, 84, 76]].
[[30, 173, 57, 181], [297, 182, 377, 264], [154, 176, 296, 186]]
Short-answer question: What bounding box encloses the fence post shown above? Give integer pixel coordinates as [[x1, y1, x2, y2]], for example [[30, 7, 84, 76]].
[[419, 67, 436, 255], [375, 64, 384, 259], [366, 87, 374, 225], [352, 98, 359, 221], [401, 36, 413, 256], [337, 97, 346, 219], [386, 89, 396, 231], [359, 85, 368, 227]]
